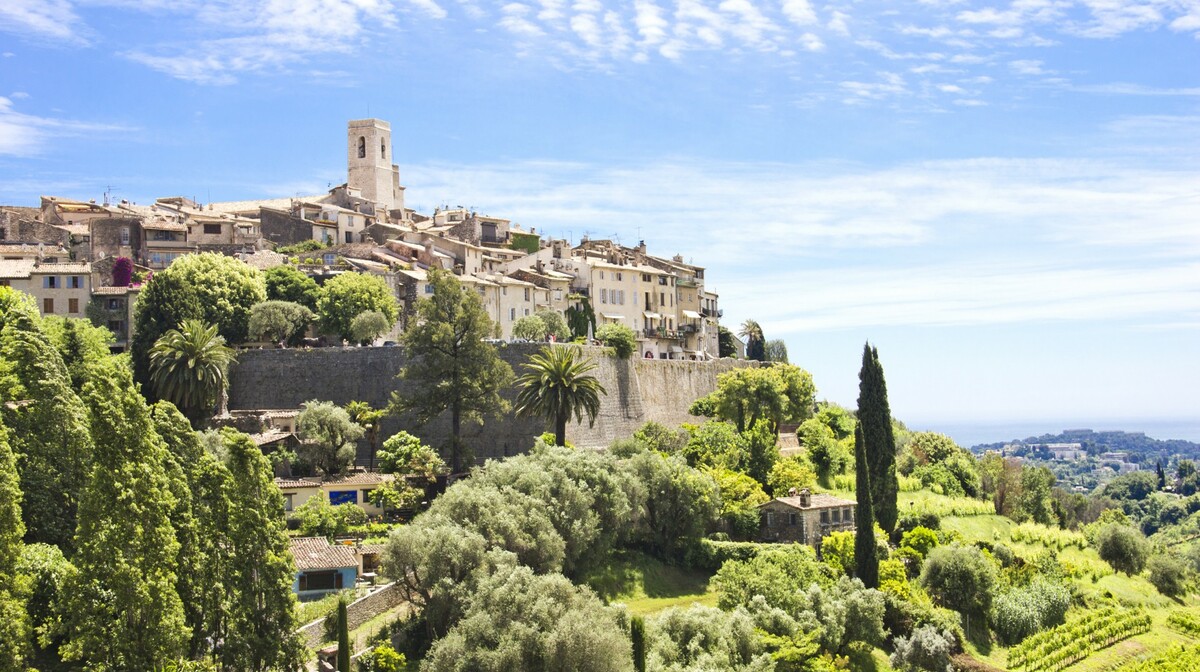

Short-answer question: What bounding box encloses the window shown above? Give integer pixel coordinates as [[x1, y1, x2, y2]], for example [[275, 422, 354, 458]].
[[600, 288, 607, 304], [616, 272, 623, 281], [789, 513, 798, 526], [107, 320, 123, 333], [329, 490, 358, 506], [68, 298, 79, 314], [381, 138, 387, 159], [345, 232, 353, 244], [509, 308, 516, 321], [323, 253, 336, 264], [524, 308, 530, 316], [43, 298, 53, 314], [283, 494, 294, 512], [203, 223, 222, 235], [843, 507, 852, 521], [298, 570, 343, 592], [820, 510, 829, 524], [599, 271, 604, 279], [554, 289, 562, 301], [120, 227, 130, 246], [831, 509, 841, 523], [523, 287, 530, 301], [358, 136, 366, 158], [642, 273, 650, 282], [765, 511, 775, 527], [69, 275, 83, 288], [425, 284, 434, 294], [43, 276, 58, 289]]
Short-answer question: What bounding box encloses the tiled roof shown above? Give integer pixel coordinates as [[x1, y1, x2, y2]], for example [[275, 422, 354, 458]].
[[0, 260, 35, 279], [32, 262, 91, 274], [275, 477, 321, 489], [250, 430, 294, 446], [92, 286, 134, 295], [322, 472, 393, 487], [290, 537, 359, 571], [763, 493, 856, 510], [143, 220, 188, 232]]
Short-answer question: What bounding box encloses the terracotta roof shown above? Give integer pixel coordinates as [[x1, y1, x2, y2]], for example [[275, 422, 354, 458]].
[[322, 472, 393, 487], [275, 477, 321, 489], [0, 260, 35, 279], [31, 262, 90, 274], [251, 430, 294, 446], [290, 537, 359, 571], [763, 493, 856, 510], [143, 220, 188, 232], [92, 286, 134, 295]]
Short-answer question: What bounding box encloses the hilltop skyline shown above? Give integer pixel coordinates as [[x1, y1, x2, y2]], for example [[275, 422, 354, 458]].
[[1, 0, 1197, 434]]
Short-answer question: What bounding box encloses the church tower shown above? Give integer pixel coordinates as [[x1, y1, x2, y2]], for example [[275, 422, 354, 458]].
[[347, 119, 404, 216]]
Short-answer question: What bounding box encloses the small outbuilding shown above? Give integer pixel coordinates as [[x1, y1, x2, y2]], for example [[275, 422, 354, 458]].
[[758, 488, 857, 545]]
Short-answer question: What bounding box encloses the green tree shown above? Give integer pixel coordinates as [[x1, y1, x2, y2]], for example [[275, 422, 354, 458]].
[[297, 400, 365, 476], [381, 522, 489, 638], [535, 310, 570, 341], [627, 451, 721, 560], [854, 424, 879, 588], [739, 319, 765, 361], [512, 314, 549, 341], [857, 343, 898, 534], [346, 400, 387, 471], [350, 310, 392, 345], [360, 643, 406, 672], [248, 300, 315, 346], [595, 322, 637, 358], [1019, 465, 1057, 525], [707, 465, 770, 540], [565, 298, 596, 339], [919, 544, 997, 616], [744, 418, 778, 487], [219, 430, 306, 670], [0, 291, 94, 551], [764, 338, 789, 363], [515, 345, 607, 448], [63, 357, 189, 669], [17, 543, 73, 663], [41, 315, 114, 390], [717, 326, 737, 358], [337, 597, 350, 672], [631, 614, 647, 672], [692, 365, 816, 434], [0, 417, 30, 672], [821, 530, 856, 576], [1095, 523, 1150, 575], [264, 265, 319, 309], [392, 269, 514, 473], [130, 271, 203, 391], [768, 455, 817, 496], [150, 319, 237, 426], [316, 272, 398, 343], [377, 431, 447, 482], [1147, 555, 1188, 597]]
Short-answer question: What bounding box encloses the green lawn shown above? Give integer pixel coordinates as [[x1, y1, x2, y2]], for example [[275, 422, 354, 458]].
[[584, 550, 719, 616]]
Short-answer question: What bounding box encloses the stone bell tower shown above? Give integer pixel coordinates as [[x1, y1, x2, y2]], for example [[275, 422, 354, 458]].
[[347, 119, 404, 216]]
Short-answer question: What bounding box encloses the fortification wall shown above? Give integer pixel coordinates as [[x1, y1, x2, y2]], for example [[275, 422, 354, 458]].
[[227, 344, 754, 463]]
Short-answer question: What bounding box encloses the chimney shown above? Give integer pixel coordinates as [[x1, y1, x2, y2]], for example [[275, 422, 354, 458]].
[[799, 488, 811, 507], [787, 487, 797, 497]]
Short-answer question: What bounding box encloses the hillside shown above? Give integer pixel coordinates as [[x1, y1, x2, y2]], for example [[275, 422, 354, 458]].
[[972, 429, 1200, 465]]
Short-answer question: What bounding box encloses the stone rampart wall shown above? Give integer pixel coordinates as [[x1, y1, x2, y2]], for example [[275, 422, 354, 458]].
[[228, 345, 755, 462]]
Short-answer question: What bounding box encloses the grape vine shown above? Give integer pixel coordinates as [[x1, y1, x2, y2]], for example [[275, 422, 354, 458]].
[[1007, 607, 1151, 672]]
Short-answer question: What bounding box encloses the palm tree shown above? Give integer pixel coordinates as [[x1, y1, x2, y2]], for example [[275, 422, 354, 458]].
[[514, 345, 607, 447], [149, 319, 236, 426], [739, 319, 765, 361]]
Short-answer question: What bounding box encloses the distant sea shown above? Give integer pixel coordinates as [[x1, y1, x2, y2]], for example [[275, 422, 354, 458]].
[[905, 419, 1200, 449]]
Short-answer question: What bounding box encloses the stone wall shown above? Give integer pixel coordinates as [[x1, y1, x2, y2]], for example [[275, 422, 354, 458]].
[[296, 582, 404, 651], [228, 344, 754, 461]]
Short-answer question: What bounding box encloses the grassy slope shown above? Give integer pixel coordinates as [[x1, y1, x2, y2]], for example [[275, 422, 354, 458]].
[[584, 550, 719, 616], [942, 513, 1200, 670]]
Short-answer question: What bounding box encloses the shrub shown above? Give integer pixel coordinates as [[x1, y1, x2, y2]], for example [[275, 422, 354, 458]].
[[1148, 555, 1189, 597], [919, 544, 997, 616], [991, 578, 1071, 645], [512, 315, 549, 341], [595, 323, 636, 358], [349, 310, 392, 344], [901, 527, 939, 560], [890, 624, 956, 672]]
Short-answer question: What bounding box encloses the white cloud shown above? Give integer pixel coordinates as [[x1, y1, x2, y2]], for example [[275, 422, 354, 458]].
[[0, 97, 133, 156], [780, 0, 816, 26], [499, 2, 545, 36], [827, 10, 850, 35], [633, 0, 669, 46], [0, 0, 88, 43], [1009, 58, 1046, 74]]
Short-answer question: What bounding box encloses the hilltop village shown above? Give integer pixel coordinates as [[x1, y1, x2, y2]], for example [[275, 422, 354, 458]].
[[4, 122, 1200, 672], [0, 118, 724, 361]]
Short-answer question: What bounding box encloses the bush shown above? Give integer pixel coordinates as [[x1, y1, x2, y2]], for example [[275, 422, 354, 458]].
[[1095, 524, 1150, 575], [511, 315, 549, 341], [919, 544, 997, 616], [890, 624, 956, 672], [1148, 555, 1189, 597], [990, 578, 1071, 645], [295, 496, 368, 538], [350, 310, 391, 344], [357, 643, 406, 672], [900, 527, 939, 560], [595, 323, 636, 358]]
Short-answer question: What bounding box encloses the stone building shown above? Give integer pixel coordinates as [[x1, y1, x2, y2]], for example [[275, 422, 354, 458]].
[[758, 488, 857, 546], [0, 260, 92, 318]]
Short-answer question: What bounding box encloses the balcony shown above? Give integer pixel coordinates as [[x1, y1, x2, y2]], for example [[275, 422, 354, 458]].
[[680, 323, 699, 334], [480, 233, 507, 245], [700, 307, 723, 319], [643, 328, 684, 341]]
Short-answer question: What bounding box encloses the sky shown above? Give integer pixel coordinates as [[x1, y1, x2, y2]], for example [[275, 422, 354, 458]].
[[1, 0, 1198, 443]]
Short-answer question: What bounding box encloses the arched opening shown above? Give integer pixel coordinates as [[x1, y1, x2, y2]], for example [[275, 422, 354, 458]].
[[357, 136, 366, 158], [381, 139, 387, 159]]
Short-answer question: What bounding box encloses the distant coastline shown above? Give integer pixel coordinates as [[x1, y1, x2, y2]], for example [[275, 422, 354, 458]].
[[906, 419, 1200, 449]]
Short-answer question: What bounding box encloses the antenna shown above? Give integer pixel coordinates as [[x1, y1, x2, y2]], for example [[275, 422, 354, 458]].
[[103, 186, 116, 206]]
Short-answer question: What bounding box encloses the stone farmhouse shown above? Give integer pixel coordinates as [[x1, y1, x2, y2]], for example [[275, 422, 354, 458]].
[[758, 488, 857, 546], [0, 118, 725, 359]]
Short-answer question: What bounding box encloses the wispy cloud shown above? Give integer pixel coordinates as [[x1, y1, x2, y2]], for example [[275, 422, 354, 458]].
[[0, 0, 88, 43], [0, 97, 134, 156]]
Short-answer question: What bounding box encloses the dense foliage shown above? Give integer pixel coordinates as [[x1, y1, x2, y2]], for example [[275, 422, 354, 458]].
[[316, 271, 399, 343]]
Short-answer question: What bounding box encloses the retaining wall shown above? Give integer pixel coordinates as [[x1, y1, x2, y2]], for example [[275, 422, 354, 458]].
[[228, 344, 755, 462]]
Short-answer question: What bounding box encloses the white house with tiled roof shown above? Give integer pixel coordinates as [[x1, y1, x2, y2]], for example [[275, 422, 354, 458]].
[[275, 472, 395, 517], [0, 260, 91, 318]]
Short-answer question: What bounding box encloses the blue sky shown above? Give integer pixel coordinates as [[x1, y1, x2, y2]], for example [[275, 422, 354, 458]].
[[2, 0, 1198, 442]]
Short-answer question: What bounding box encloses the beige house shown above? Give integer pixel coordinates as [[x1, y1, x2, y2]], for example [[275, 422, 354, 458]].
[[90, 285, 141, 351], [758, 488, 857, 546], [0, 260, 92, 318], [275, 472, 396, 517]]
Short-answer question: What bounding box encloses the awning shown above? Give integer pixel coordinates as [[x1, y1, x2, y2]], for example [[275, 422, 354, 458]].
[[670, 346, 683, 353], [601, 313, 625, 320], [643, 311, 661, 320], [682, 310, 702, 319]]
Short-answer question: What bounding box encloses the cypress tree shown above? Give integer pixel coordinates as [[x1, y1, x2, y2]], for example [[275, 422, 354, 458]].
[[631, 614, 647, 672], [854, 424, 879, 589], [337, 598, 351, 672], [857, 343, 898, 534], [0, 417, 31, 671], [63, 357, 188, 668]]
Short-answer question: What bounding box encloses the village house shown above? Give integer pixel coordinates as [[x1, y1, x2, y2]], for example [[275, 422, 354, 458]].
[[275, 472, 396, 517], [758, 488, 857, 546], [88, 285, 141, 352], [289, 537, 384, 600], [0, 260, 92, 318]]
